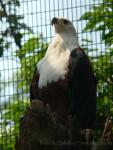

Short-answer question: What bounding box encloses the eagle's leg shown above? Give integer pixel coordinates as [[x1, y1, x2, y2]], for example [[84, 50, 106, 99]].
[[31, 100, 51, 115], [31, 100, 44, 112]]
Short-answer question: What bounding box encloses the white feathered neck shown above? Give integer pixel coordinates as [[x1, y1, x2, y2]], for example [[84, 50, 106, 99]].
[[37, 33, 79, 88]]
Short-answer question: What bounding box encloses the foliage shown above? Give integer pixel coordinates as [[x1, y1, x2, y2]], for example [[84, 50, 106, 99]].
[[0, 0, 32, 57], [80, 0, 113, 120], [0, 98, 29, 150], [0, 34, 47, 149], [15, 35, 48, 94], [80, 0, 113, 47], [0, 35, 48, 149]]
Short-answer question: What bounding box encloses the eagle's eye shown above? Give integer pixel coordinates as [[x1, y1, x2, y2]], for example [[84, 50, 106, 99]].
[[63, 19, 68, 24]]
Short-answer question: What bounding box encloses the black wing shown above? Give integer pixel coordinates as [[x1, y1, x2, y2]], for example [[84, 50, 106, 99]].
[[69, 48, 97, 129]]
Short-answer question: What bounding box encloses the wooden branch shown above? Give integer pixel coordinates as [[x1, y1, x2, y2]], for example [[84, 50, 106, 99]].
[[15, 100, 92, 150], [15, 100, 113, 150], [101, 116, 110, 142]]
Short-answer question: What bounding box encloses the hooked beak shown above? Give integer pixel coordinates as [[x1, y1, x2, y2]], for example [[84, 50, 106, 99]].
[[51, 17, 58, 26]]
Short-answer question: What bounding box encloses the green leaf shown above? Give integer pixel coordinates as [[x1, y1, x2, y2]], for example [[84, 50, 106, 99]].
[[0, 144, 3, 150], [0, 47, 4, 57], [82, 38, 93, 43], [15, 35, 47, 93], [0, 10, 6, 18], [80, 12, 93, 20], [16, 37, 40, 59]]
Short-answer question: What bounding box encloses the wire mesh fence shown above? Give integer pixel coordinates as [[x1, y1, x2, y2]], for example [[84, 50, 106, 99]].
[[0, 0, 113, 149]]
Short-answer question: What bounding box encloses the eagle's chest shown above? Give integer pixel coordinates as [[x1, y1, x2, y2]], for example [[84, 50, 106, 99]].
[[38, 73, 69, 116], [38, 54, 75, 102], [37, 48, 70, 88], [37, 52, 77, 117]]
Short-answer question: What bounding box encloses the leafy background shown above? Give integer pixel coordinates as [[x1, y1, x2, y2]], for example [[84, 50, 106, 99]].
[[0, 0, 113, 149]]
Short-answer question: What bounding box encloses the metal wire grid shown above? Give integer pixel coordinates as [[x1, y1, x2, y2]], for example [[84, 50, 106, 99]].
[[0, 0, 112, 149]]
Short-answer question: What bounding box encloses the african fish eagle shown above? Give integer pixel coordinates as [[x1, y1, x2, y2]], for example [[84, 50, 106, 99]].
[[30, 17, 97, 129]]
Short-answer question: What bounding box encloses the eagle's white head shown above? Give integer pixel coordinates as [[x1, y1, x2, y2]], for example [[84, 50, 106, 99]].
[[52, 17, 76, 34], [37, 17, 79, 88]]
